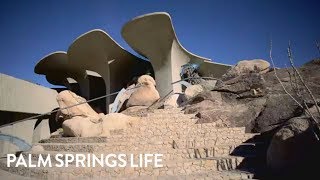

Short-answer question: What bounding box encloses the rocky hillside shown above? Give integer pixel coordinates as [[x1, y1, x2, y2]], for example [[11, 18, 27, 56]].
[[183, 58, 320, 178]]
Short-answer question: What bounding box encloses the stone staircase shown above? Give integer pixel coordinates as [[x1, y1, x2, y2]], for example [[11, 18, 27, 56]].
[[0, 108, 264, 179]]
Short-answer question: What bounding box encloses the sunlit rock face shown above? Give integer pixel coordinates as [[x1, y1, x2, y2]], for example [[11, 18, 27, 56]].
[[126, 75, 160, 108]]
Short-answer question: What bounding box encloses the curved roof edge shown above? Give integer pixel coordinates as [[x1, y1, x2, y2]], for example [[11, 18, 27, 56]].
[[34, 51, 68, 74], [68, 29, 126, 52], [68, 29, 147, 62], [202, 60, 232, 67], [122, 12, 211, 61]]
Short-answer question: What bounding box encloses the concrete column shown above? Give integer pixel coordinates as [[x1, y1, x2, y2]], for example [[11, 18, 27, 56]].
[[77, 77, 90, 100]]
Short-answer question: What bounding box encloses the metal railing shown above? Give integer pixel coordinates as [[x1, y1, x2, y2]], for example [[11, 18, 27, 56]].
[[0, 76, 216, 128]]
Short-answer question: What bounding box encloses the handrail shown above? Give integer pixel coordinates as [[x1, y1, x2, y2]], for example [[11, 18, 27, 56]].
[[0, 76, 215, 128], [0, 85, 141, 128]]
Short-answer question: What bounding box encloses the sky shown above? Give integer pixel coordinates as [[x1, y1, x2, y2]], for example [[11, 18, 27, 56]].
[[0, 0, 319, 88]]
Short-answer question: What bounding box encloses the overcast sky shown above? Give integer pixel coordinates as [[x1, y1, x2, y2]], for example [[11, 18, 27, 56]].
[[0, 0, 319, 87]]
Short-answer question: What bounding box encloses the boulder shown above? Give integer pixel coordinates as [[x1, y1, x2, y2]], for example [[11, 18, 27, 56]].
[[223, 59, 270, 80], [126, 75, 160, 107], [185, 99, 221, 114], [100, 113, 140, 136], [253, 94, 303, 132], [267, 116, 320, 175], [185, 84, 204, 100], [62, 116, 103, 137], [61, 112, 140, 137], [181, 58, 320, 177], [163, 93, 186, 108], [187, 91, 224, 105], [56, 90, 100, 122], [185, 59, 320, 133], [195, 98, 266, 131], [215, 73, 266, 98], [199, 79, 217, 91], [185, 90, 266, 131], [137, 74, 156, 86]]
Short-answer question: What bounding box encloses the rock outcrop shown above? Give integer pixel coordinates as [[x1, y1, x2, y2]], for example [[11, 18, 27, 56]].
[[253, 94, 302, 132], [222, 59, 270, 80], [62, 113, 139, 137], [56, 90, 101, 122], [185, 90, 266, 131], [185, 59, 320, 133], [126, 75, 160, 107], [183, 58, 320, 177], [100, 113, 140, 136], [185, 84, 204, 100], [55, 90, 102, 137], [62, 116, 103, 137], [267, 116, 320, 176], [163, 93, 186, 108], [56, 90, 140, 137]]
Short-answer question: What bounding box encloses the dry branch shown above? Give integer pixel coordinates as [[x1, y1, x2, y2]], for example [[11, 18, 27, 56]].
[[269, 40, 319, 140], [287, 42, 320, 116], [269, 40, 303, 109], [316, 40, 320, 55]]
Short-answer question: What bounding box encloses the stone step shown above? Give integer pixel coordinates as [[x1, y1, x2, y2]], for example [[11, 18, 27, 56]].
[[150, 170, 255, 180], [0, 156, 246, 179], [143, 115, 197, 122], [171, 134, 258, 148], [39, 132, 256, 145], [186, 143, 262, 158], [0, 168, 255, 180], [58, 120, 248, 139], [36, 136, 258, 153], [143, 115, 195, 120], [129, 118, 197, 126], [0, 169, 34, 180], [33, 142, 261, 158], [126, 126, 247, 138], [39, 137, 111, 143], [40, 127, 254, 145], [23, 142, 260, 164]]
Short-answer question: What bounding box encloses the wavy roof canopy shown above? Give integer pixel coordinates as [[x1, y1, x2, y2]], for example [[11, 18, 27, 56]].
[[35, 51, 86, 86], [35, 29, 153, 113], [67, 29, 153, 93], [121, 12, 230, 96]]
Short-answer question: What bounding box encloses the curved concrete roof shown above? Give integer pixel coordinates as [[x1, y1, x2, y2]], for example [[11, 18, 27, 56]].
[[122, 12, 209, 61], [67, 29, 153, 95], [35, 29, 153, 113], [198, 60, 231, 78], [121, 12, 229, 96], [34, 51, 87, 86]]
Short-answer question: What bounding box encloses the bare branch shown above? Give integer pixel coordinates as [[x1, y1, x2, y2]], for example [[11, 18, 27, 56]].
[[269, 39, 319, 141], [269, 40, 304, 109], [285, 64, 300, 98], [316, 40, 320, 55], [287, 42, 320, 116]]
